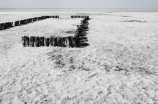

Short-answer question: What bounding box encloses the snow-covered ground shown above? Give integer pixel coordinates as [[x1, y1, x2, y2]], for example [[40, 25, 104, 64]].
[[0, 9, 158, 104]]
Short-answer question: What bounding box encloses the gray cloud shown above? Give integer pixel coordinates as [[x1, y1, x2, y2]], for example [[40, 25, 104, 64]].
[[0, 0, 158, 8]]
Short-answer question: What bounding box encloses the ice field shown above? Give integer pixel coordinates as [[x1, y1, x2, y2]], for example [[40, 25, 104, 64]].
[[0, 9, 158, 104]]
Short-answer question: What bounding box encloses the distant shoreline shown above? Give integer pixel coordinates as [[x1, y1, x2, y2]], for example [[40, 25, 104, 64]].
[[0, 8, 158, 12]]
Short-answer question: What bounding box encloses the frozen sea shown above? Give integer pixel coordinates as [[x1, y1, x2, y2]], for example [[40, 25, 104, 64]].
[[0, 8, 158, 104]]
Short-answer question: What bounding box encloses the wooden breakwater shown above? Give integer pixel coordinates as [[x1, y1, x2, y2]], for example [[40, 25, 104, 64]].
[[0, 15, 59, 30], [22, 16, 90, 48]]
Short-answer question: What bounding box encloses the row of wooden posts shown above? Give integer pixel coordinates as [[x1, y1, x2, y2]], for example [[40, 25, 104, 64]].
[[0, 15, 89, 30], [74, 16, 90, 38], [22, 16, 90, 48], [0, 15, 59, 30], [72, 16, 90, 47], [22, 36, 80, 47], [71, 16, 89, 18]]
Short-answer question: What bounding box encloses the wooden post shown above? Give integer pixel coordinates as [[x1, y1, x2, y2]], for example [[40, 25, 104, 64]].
[[5, 22, 13, 28], [22, 36, 26, 47], [60, 37, 64, 47], [33, 18, 36, 21], [34, 36, 40, 47], [22, 36, 29, 47], [39, 37, 44, 46], [57, 37, 60, 46], [15, 21, 20, 26], [68, 36, 73, 47], [65, 37, 69, 47], [54, 37, 57, 46], [75, 37, 80, 47], [3, 23, 8, 29], [72, 37, 76, 47], [45, 38, 50, 47], [29, 36, 35, 47], [36, 17, 39, 21], [0, 23, 4, 30], [50, 37, 54, 46], [62, 37, 66, 47]]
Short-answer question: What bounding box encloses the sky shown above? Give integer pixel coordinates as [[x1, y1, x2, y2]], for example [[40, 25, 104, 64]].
[[0, 0, 158, 8]]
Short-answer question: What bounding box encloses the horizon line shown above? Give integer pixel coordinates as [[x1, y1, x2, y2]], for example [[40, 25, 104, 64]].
[[0, 8, 158, 9]]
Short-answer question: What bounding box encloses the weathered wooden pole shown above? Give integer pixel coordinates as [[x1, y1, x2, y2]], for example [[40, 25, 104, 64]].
[[34, 36, 40, 47], [45, 38, 50, 47], [39, 37, 45, 46], [29, 36, 35, 47]]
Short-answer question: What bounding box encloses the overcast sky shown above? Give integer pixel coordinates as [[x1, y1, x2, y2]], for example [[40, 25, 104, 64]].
[[0, 0, 158, 8]]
